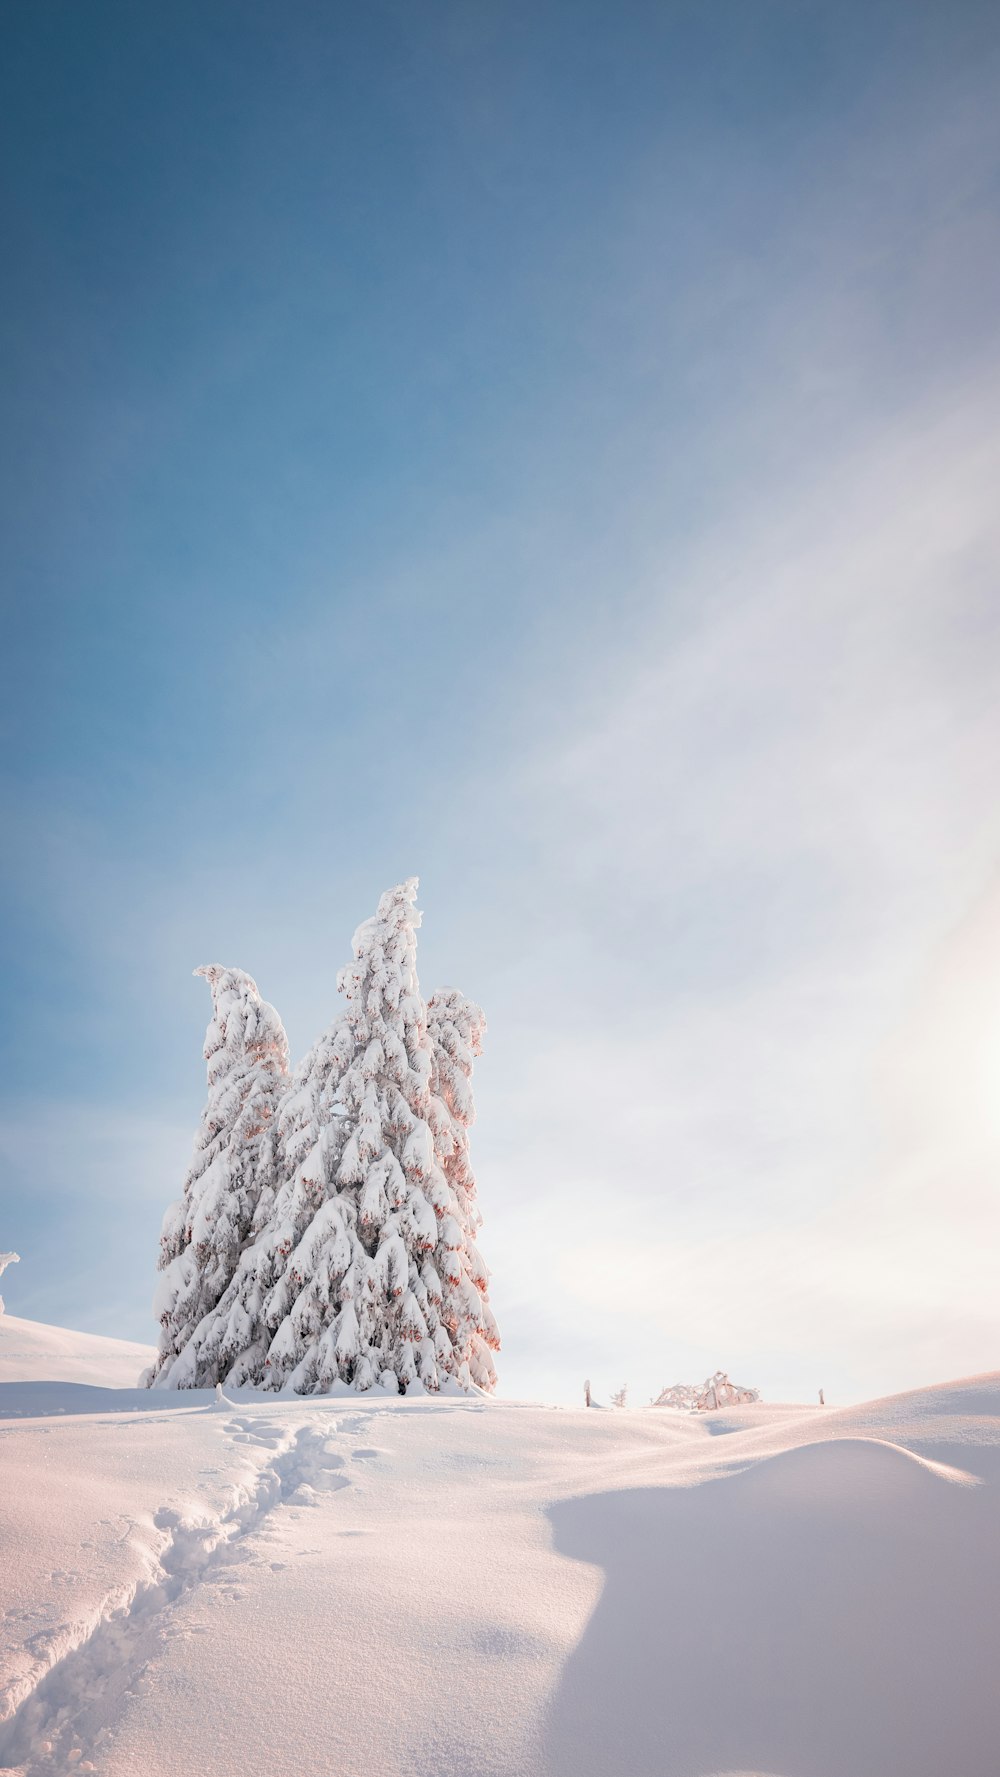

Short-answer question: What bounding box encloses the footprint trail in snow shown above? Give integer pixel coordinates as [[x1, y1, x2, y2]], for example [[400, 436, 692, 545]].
[[0, 1419, 351, 1776]]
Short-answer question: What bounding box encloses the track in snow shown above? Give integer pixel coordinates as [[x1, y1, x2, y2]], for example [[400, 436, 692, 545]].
[[0, 1419, 350, 1776]]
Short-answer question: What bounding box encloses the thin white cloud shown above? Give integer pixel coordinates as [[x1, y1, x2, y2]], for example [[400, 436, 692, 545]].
[[483, 370, 1000, 1405]]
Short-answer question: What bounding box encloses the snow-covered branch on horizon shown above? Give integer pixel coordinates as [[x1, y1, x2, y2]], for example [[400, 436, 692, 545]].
[[653, 1371, 760, 1411], [0, 1250, 19, 1316]]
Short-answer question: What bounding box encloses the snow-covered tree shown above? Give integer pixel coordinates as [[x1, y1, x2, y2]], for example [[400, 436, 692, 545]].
[[257, 877, 462, 1395], [147, 966, 289, 1388], [0, 1251, 19, 1316], [200, 998, 359, 1388], [202, 879, 497, 1396], [144, 881, 498, 1396], [424, 987, 499, 1391]]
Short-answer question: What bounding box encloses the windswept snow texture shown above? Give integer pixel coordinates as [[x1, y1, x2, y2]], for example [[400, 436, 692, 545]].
[[2, 1325, 1000, 1777]]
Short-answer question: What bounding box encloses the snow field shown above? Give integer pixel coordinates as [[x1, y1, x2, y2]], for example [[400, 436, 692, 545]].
[[2, 1322, 1000, 1777]]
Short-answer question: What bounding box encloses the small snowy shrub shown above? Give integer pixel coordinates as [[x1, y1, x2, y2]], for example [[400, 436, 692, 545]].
[[652, 1371, 760, 1411]]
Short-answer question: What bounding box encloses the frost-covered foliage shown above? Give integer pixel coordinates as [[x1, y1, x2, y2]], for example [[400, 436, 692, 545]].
[[254, 879, 443, 1393], [425, 987, 499, 1391], [253, 883, 498, 1395], [147, 967, 289, 1388], [202, 1003, 355, 1389], [147, 882, 498, 1397], [653, 1372, 760, 1411], [0, 1251, 19, 1316]]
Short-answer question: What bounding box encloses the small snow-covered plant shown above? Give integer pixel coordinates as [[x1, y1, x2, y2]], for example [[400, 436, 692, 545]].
[[693, 1371, 758, 1411], [610, 1383, 628, 1408], [147, 967, 289, 1388], [652, 1371, 760, 1411], [0, 1251, 19, 1316]]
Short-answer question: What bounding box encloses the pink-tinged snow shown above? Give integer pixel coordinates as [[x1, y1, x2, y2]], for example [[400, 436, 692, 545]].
[[2, 1322, 1000, 1777]]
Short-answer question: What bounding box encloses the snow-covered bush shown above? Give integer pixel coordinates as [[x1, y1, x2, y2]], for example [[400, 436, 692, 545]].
[[0, 1251, 19, 1316], [653, 1371, 760, 1411], [147, 967, 289, 1388]]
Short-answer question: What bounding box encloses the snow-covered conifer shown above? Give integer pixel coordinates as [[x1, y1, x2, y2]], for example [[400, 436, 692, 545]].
[[147, 966, 289, 1388], [255, 878, 459, 1395], [221, 879, 494, 1396], [424, 987, 499, 1391], [205, 1007, 358, 1387]]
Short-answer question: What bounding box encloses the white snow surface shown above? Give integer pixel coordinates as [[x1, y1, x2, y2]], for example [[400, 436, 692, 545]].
[[0, 1316, 153, 1389], [2, 1321, 1000, 1777]]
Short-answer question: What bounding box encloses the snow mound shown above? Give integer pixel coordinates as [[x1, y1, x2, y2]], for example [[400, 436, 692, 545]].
[[546, 1425, 1000, 1777], [736, 1433, 982, 1504], [0, 1315, 154, 1389]]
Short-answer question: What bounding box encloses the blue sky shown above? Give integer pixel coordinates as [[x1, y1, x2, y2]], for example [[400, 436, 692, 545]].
[[3, 1, 1000, 1404]]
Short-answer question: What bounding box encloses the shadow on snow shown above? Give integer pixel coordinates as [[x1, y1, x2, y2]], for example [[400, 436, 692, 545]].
[[543, 1437, 1000, 1777]]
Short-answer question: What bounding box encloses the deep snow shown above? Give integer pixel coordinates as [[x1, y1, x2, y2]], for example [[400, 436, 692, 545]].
[[2, 1318, 999, 1777]]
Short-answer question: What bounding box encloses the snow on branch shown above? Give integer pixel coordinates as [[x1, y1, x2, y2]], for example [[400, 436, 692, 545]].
[[652, 1370, 760, 1411], [0, 1250, 19, 1316]]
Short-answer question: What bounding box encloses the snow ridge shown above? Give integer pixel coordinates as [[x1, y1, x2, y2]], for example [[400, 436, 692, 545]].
[[0, 1419, 347, 1775]]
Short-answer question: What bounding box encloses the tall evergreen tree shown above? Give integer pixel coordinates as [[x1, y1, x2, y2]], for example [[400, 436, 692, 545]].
[[214, 879, 498, 1395], [207, 1009, 358, 1387], [425, 988, 499, 1390], [147, 966, 289, 1388], [259, 877, 448, 1393]]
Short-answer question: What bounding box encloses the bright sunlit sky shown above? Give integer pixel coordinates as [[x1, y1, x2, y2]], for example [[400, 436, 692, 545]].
[[3, 1, 1000, 1406]]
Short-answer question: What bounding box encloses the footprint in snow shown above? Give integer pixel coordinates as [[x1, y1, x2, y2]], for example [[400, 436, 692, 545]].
[[334, 1414, 379, 1434]]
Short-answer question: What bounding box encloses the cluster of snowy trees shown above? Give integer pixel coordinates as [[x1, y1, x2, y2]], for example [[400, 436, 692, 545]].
[[145, 879, 499, 1397]]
